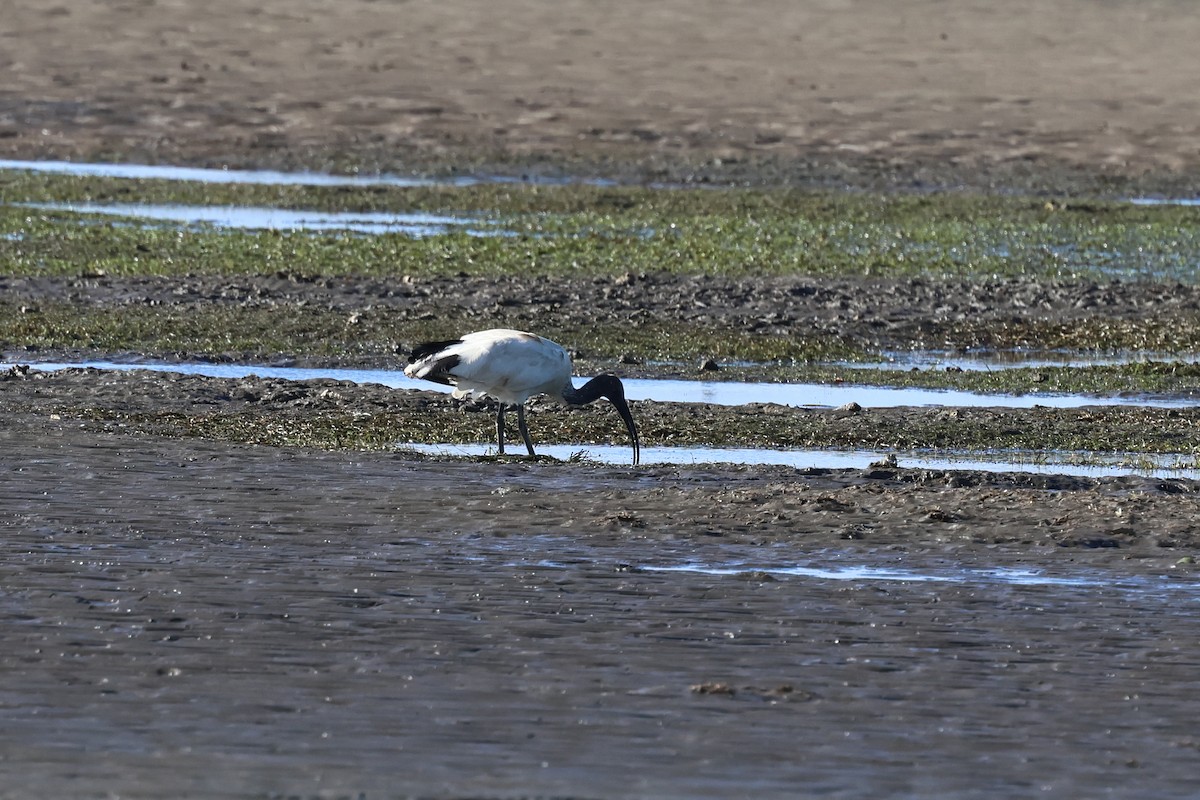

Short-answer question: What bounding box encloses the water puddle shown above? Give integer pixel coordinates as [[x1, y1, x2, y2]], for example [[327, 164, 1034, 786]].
[[839, 349, 1200, 372], [18, 202, 509, 238], [497, 539, 1199, 598], [0, 159, 615, 187], [1130, 197, 1200, 207], [400, 442, 1200, 479], [642, 562, 1103, 587], [636, 562, 1200, 599], [8, 359, 1193, 410]]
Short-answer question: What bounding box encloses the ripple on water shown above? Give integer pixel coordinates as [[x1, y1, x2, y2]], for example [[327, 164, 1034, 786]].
[[636, 562, 1200, 602], [489, 538, 1200, 600]]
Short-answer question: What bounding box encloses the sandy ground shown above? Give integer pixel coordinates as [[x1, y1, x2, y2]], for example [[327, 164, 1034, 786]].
[[5, 1, 1200, 797], [3, 0, 1200, 187]]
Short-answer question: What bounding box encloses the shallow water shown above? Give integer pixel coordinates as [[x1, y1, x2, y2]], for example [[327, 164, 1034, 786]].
[[840, 349, 1200, 372], [0, 158, 456, 186], [9, 360, 1193, 410], [0, 158, 615, 187], [19, 201, 508, 238], [547, 554, 1200, 598], [402, 442, 1200, 479], [1130, 197, 1200, 206]]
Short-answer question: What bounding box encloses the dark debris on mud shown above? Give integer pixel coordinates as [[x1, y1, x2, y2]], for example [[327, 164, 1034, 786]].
[[6, 364, 1200, 503], [7, 364, 1200, 457], [7, 271, 1200, 360]]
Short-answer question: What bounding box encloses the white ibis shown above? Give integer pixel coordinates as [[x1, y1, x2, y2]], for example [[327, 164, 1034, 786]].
[[404, 328, 640, 465]]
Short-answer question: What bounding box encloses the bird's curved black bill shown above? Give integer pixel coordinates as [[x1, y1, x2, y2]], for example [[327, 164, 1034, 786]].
[[569, 374, 641, 466], [610, 394, 641, 466]]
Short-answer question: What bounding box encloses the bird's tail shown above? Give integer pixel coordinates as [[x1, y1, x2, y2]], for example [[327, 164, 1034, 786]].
[[405, 338, 466, 384], [408, 338, 463, 363]]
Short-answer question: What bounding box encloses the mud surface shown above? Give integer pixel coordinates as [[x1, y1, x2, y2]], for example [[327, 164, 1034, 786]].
[[5, 1, 1200, 797], [4, 422, 1200, 798], [7, 363, 1200, 462], [8, 270, 1200, 366]]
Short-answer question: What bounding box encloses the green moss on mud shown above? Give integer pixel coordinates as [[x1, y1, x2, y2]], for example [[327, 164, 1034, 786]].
[[0, 300, 865, 365], [5, 172, 1200, 281]]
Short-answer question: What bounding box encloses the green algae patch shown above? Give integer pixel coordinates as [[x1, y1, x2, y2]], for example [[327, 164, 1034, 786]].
[[0, 300, 867, 366], [7, 170, 1200, 397], [0, 302, 401, 363], [6, 174, 1200, 282]]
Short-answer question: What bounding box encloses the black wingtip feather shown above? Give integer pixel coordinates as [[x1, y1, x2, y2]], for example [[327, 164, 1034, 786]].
[[409, 338, 463, 363], [417, 354, 461, 386]]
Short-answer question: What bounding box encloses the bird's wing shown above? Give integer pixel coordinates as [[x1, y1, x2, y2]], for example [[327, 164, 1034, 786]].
[[404, 329, 571, 404], [451, 330, 572, 404]]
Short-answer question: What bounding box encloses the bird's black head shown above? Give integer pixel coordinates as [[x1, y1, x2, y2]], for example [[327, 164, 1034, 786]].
[[564, 374, 640, 466]]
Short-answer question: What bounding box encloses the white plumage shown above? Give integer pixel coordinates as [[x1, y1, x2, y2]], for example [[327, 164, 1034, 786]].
[[410, 330, 572, 405], [405, 329, 640, 464]]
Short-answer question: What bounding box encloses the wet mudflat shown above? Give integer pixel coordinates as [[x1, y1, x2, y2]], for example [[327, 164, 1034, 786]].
[[4, 424, 1200, 799], [6, 0, 1200, 795]]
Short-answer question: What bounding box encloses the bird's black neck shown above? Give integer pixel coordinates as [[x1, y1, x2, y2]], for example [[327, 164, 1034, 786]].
[[562, 374, 625, 406], [561, 373, 640, 466]]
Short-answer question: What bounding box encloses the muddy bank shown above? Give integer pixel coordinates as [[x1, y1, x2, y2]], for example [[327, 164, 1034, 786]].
[[5, 0, 1200, 193], [8, 271, 1200, 366], [6, 366, 1200, 562], [6, 363, 1200, 460]]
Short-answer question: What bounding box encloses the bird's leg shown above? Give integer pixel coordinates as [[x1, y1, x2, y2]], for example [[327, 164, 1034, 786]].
[[516, 404, 536, 457], [495, 404, 506, 455]]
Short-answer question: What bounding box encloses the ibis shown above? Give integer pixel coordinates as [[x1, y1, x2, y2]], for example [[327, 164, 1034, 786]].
[[404, 328, 641, 465]]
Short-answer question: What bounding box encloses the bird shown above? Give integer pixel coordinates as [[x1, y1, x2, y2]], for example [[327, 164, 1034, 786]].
[[404, 328, 640, 465]]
